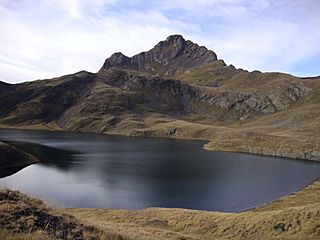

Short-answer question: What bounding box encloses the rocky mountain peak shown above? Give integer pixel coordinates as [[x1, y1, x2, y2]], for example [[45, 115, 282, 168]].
[[99, 35, 218, 76], [101, 52, 130, 69], [156, 34, 186, 49], [151, 34, 217, 66], [166, 34, 185, 42]]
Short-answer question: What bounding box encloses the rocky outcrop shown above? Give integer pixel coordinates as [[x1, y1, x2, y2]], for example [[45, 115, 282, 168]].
[[200, 83, 312, 117], [97, 70, 279, 117], [287, 84, 312, 102], [198, 91, 277, 117], [267, 83, 312, 111], [100, 52, 131, 70]]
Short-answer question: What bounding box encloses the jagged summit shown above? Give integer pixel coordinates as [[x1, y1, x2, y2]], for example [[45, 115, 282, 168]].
[[100, 35, 218, 76], [102, 52, 130, 69], [165, 34, 185, 42], [153, 34, 187, 51]]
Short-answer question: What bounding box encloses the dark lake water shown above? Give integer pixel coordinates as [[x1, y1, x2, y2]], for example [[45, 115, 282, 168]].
[[0, 128, 320, 212]]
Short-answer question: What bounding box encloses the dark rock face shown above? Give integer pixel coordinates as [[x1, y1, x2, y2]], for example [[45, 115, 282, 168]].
[[101, 52, 131, 69], [0, 81, 13, 95], [100, 35, 218, 76]]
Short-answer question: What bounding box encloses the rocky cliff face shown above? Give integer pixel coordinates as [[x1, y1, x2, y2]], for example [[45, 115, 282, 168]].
[[97, 67, 312, 119], [100, 35, 218, 76]]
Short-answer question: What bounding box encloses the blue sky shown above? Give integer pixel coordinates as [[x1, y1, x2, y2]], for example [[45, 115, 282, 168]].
[[0, 0, 319, 83]]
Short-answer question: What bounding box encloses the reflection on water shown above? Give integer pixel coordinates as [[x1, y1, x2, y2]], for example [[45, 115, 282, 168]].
[[0, 166, 30, 178], [8, 141, 77, 171], [0, 128, 320, 212]]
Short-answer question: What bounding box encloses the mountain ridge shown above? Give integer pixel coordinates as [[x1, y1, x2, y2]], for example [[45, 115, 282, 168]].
[[0, 35, 319, 161], [100, 35, 218, 76]]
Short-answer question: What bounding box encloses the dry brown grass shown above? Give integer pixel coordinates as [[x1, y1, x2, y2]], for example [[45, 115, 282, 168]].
[[0, 189, 128, 240], [66, 180, 320, 240], [0, 229, 52, 240]]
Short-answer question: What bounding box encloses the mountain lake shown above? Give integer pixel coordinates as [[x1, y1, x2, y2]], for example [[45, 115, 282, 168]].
[[0, 128, 320, 212]]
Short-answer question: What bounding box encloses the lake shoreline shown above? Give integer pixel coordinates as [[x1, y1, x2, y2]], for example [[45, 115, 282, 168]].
[[1, 124, 319, 162]]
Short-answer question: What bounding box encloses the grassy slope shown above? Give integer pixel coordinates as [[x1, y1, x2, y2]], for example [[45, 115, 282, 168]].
[[0, 230, 52, 240], [66, 180, 320, 240]]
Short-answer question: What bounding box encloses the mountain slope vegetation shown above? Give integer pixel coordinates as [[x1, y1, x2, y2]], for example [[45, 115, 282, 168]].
[[0, 35, 319, 160]]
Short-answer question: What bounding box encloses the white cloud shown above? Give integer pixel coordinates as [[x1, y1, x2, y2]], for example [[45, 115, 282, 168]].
[[203, 20, 315, 71], [48, 0, 119, 18], [175, 0, 320, 75], [145, 0, 270, 17], [0, 0, 319, 83]]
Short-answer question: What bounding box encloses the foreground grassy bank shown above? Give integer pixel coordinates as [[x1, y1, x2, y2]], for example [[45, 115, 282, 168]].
[[0, 190, 125, 240], [67, 180, 320, 240], [1, 180, 319, 240]]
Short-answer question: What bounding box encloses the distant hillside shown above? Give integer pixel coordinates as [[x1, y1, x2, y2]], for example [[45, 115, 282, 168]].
[[0, 35, 319, 160]]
